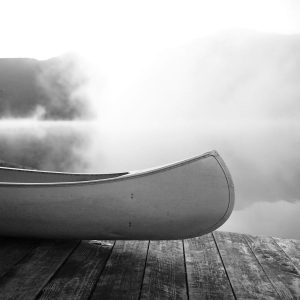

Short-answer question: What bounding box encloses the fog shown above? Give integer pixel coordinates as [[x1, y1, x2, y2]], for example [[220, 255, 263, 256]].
[[220, 200, 300, 239], [0, 55, 90, 119], [0, 120, 90, 171], [0, 30, 300, 238]]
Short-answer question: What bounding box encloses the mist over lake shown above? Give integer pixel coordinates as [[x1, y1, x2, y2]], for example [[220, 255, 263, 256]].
[[1, 29, 300, 239]]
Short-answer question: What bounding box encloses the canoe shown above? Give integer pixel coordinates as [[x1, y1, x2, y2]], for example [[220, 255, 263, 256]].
[[0, 150, 234, 240]]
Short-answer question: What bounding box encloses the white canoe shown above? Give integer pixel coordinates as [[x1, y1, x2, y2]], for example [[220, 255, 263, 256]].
[[0, 150, 234, 240]]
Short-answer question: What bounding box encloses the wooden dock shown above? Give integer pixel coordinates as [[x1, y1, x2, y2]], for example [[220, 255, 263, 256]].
[[0, 231, 299, 299]]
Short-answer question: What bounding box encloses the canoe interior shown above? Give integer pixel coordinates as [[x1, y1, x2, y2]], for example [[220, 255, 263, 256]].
[[0, 167, 128, 183]]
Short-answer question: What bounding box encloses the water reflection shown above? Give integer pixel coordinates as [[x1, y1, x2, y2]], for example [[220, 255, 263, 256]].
[[219, 201, 300, 240]]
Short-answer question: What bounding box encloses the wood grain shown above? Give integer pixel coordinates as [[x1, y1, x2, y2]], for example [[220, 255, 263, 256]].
[[184, 234, 235, 299], [244, 235, 300, 299], [213, 231, 280, 299], [39, 240, 114, 300], [140, 240, 187, 300], [90, 240, 149, 300], [0, 239, 79, 300], [0, 232, 298, 299], [274, 237, 300, 273], [0, 238, 37, 278]]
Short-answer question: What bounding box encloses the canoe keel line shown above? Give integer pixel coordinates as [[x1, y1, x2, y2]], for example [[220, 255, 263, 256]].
[[0, 150, 234, 240]]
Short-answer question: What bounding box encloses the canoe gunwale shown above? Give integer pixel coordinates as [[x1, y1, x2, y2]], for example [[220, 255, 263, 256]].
[[0, 150, 225, 187], [0, 166, 129, 178]]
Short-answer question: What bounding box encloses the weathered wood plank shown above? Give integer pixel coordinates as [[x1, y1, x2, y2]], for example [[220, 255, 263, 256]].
[[0, 232, 298, 300], [38, 240, 114, 300], [140, 240, 187, 300], [0, 238, 38, 278], [274, 237, 300, 273], [90, 240, 149, 300], [0, 239, 79, 300], [244, 235, 300, 299], [184, 234, 235, 299], [213, 231, 280, 299]]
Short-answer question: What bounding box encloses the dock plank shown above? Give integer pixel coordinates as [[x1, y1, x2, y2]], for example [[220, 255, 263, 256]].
[[0, 238, 38, 278], [0, 232, 298, 299], [140, 240, 187, 300], [90, 240, 149, 300], [213, 231, 280, 299], [274, 237, 300, 273], [0, 239, 79, 300], [244, 235, 300, 299], [184, 234, 235, 299], [39, 240, 114, 300]]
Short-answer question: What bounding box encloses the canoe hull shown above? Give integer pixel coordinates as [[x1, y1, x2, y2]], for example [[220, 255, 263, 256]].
[[0, 151, 234, 240]]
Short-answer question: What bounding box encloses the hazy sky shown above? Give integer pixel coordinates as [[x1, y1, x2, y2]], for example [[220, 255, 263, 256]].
[[0, 0, 300, 60]]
